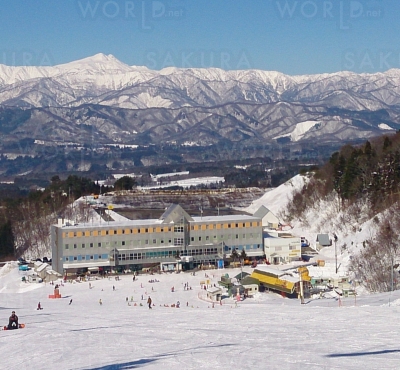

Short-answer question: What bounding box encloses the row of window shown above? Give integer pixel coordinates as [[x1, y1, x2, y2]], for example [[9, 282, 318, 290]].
[[64, 254, 108, 262], [118, 251, 176, 260], [190, 222, 259, 230], [191, 233, 259, 242], [183, 248, 219, 256], [63, 234, 262, 250], [268, 245, 300, 252], [63, 222, 261, 238], [224, 245, 261, 252]]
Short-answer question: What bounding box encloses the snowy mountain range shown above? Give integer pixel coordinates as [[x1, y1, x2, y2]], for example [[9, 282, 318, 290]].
[[0, 53, 400, 147]]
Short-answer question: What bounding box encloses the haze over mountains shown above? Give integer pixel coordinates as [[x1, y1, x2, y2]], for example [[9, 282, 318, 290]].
[[0, 53, 399, 147]]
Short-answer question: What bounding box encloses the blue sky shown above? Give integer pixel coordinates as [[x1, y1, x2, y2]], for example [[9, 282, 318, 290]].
[[0, 0, 398, 74]]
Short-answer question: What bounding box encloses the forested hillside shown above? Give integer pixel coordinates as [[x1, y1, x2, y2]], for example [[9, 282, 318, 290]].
[[286, 131, 400, 292]]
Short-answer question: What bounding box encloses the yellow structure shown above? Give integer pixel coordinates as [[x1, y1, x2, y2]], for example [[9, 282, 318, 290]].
[[251, 266, 299, 295]]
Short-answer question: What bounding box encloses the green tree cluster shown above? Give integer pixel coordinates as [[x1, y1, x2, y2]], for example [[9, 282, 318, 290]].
[[324, 134, 400, 211], [0, 220, 14, 260]]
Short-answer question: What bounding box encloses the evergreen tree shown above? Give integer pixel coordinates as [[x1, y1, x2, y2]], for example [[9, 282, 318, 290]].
[[0, 220, 15, 259]]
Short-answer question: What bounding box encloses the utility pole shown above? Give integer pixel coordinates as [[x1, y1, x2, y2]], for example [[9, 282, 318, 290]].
[[334, 234, 338, 274], [389, 253, 394, 307], [299, 267, 305, 304], [335, 240, 338, 274]]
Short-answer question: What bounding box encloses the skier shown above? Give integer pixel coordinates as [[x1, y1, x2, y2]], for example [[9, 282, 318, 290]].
[[99, 299, 102, 305], [147, 296, 152, 309], [37, 302, 42, 310], [69, 299, 73, 305], [8, 311, 18, 330]]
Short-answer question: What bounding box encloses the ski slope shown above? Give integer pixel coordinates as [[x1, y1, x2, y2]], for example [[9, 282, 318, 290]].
[[1, 262, 400, 369]]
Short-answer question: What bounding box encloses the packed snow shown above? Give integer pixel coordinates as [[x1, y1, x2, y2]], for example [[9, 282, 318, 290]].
[[273, 121, 322, 142], [1, 262, 400, 369], [379, 123, 394, 130], [2, 174, 400, 369]]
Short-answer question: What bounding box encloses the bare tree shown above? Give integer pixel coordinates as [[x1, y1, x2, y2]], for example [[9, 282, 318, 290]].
[[350, 208, 400, 292]]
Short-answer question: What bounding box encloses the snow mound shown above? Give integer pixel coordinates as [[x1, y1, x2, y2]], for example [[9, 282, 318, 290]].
[[242, 174, 308, 215]]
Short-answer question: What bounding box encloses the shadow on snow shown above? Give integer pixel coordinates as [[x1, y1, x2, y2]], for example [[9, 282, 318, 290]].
[[81, 343, 236, 370], [326, 349, 400, 358]]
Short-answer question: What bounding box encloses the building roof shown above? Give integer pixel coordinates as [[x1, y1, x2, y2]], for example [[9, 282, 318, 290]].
[[241, 276, 260, 286], [316, 234, 330, 246], [207, 287, 222, 294], [159, 204, 193, 223], [234, 272, 250, 280], [253, 205, 271, 218], [191, 215, 260, 222], [253, 266, 293, 278], [36, 263, 50, 272], [63, 261, 111, 269], [55, 204, 259, 230]]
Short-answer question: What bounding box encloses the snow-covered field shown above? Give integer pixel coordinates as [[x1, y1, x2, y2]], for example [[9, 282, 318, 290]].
[[1, 263, 400, 370]]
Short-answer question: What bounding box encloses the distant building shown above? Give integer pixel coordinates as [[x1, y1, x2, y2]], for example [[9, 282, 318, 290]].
[[263, 231, 301, 264], [316, 234, 331, 250], [51, 204, 263, 274], [253, 205, 280, 229]]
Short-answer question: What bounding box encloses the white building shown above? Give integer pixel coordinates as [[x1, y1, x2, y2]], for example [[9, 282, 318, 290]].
[[253, 205, 280, 229], [263, 231, 301, 264]]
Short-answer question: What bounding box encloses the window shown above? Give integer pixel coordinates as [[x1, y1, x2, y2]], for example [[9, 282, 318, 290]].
[[174, 238, 184, 245], [145, 240, 149, 245], [82, 256, 86, 260], [98, 242, 101, 247], [228, 224, 231, 228], [199, 237, 202, 241], [90, 243, 93, 248], [122, 241, 126, 246], [82, 243, 85, 248], [65, 257, 69, 261], [106, 230, 109, 235], [235, 223, 238, 228], [73, 244, 77, 249], [206, 236, 209, 241], [153, 239, 157, 244], [122, 229, 125, 234], [73, 256, 77, 261], [191, 237, 194, 242], [161, 239, 164, 244], [145, 228, 148, 233], [90, 255, 94, 260], [65, 244, 69, 249], [236, 234, 239, 239], [174, 226, 184, 233]]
